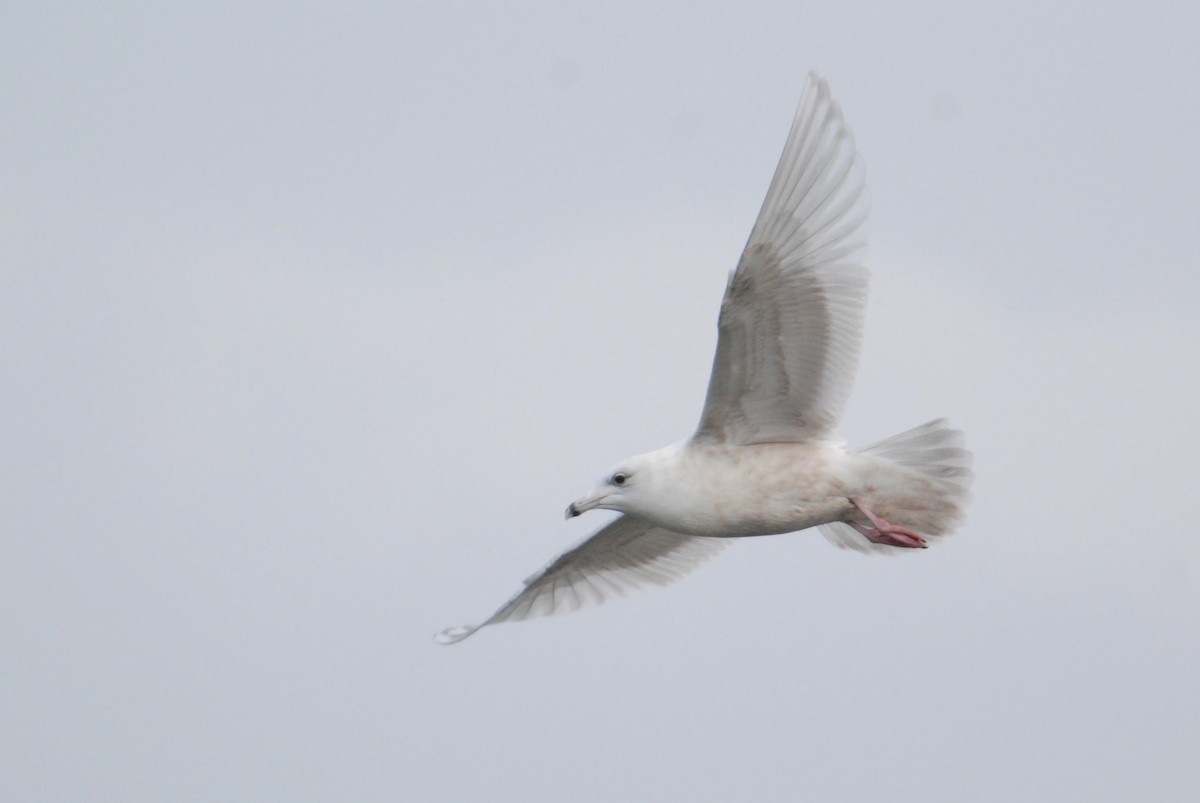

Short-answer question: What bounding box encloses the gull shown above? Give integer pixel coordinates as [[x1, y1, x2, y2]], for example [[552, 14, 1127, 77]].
[[436, 74, 972, 644]]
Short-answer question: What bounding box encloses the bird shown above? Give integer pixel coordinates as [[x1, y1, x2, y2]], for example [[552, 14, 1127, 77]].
[[435, 74, 973, 644]]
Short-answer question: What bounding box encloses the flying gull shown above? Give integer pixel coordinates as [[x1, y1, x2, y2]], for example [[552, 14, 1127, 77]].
[[436, 74, 973, 644]]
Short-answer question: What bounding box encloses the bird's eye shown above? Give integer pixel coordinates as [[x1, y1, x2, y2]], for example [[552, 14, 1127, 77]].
[[612, 472, 629, 486]]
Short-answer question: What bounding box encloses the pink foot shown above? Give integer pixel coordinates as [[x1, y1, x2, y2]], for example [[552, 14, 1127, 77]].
[[848, 497, 928, 549]]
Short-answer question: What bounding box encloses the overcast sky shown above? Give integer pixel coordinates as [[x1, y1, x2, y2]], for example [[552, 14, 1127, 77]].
[[4, 2, 1199, 801]]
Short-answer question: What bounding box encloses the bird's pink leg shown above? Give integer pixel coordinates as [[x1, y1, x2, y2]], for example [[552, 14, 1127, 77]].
[[848, 497, 928, 549]]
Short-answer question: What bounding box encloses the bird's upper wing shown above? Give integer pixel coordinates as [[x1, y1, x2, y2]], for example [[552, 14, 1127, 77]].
[[694, 74, 870, 445], [435, 515, 728, 644]]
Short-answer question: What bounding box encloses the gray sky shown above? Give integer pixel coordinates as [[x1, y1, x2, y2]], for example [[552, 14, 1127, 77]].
[[4, 2, 1199, 801]]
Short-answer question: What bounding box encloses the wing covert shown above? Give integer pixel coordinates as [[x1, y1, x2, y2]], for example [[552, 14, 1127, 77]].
[[694, 73, 869, 445]]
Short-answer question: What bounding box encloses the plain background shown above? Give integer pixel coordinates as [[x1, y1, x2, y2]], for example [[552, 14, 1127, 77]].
[[4, 2, 1199, 801]]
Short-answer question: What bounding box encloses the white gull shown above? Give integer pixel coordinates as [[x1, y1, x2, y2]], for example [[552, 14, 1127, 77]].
[[436, 74, 973, 644]]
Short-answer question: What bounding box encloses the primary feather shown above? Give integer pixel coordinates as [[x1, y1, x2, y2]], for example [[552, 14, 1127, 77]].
[[435, 517, 727, 644], [695, 74, 868, 445]]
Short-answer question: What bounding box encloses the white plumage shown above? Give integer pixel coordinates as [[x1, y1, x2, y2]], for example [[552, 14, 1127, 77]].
[[436, 74, 973, 645]]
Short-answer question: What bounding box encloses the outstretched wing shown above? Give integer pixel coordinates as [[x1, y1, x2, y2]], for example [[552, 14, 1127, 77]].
[[435, 516, 728, 644], [694, 73, 869, 446]]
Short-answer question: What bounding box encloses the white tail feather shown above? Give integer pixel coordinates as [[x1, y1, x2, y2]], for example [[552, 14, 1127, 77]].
[[821, 418, 973, 553]]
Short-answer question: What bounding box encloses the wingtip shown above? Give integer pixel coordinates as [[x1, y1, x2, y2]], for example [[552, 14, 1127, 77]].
[[433, 624, 480, 645]]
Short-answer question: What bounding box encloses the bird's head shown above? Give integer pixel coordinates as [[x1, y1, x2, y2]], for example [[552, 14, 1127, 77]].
[[566, 450, 668, 520]]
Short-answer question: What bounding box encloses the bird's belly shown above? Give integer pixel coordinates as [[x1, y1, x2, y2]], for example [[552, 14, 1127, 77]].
[[702, 494, 855, 538], [660, 484, 856, 538]]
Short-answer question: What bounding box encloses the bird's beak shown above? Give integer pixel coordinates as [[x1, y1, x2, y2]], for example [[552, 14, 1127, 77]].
[[565, 492, 605, 519]]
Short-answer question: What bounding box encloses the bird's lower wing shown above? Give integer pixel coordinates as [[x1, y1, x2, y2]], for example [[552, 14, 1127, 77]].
[[435, 516, 728, 644]]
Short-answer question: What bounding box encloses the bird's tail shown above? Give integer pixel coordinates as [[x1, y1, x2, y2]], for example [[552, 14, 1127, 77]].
[[821, 418, 974, 553]]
